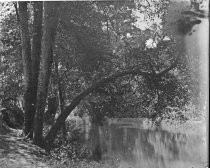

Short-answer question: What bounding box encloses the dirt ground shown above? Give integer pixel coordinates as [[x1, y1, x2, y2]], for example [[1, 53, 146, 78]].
[[0, 126, 50, 168]]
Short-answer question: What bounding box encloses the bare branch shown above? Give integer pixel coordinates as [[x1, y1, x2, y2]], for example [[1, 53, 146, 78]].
[[13, 2, 20, 22]]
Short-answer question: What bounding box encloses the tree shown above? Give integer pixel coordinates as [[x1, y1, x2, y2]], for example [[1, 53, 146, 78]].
[[33, 1, 61, 145], [16, 2, 43, 136], [42, 0, 178, 147], [43, 0, 200, 147], [17, 1, 61, 145], [1, 0, 205, 149], [44, 57, 178, 147], [18, 2, 34, 135], [29, 2, 43, 137]]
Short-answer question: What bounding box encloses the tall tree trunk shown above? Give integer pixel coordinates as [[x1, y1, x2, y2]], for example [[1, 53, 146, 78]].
[[27, 2, 43, 138], [18, 2, 33, 135], [33, 2, 61, 146]]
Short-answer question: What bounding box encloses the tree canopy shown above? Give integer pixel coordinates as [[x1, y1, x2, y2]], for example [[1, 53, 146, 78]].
[[0, 0, 206, 148]]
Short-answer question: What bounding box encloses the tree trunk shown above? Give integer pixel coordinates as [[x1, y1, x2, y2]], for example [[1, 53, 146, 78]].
[[27, 2, 43, 138], [45, 96, 58, 124], [33, 2, 61, 146], [18, 2, 33, 135], [54, 61, 67, 141]]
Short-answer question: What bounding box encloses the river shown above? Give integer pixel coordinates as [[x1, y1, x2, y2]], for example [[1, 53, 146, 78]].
[[89, 118, 207, 168]]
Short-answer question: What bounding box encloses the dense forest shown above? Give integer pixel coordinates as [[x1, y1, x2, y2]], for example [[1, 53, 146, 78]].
[[0, 1, 208, 167]]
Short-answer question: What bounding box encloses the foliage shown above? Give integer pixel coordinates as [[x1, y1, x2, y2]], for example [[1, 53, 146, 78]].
[[50, 1, 181, 124], [0, 3, 24, 129], [47, 118, 88, 160], [50, 141, 89, 161], [0, 2, 23, 104], [162, 101, 206, 124], [48, 118, 115, 167], [1, 107, 24, 129], [0, 1, 206, 150], [50, 159, 114, 168], [75, 37, 191, 125]]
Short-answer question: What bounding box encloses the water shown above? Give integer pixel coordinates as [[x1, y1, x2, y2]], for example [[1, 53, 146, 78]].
[[91, 118, 208, 168]]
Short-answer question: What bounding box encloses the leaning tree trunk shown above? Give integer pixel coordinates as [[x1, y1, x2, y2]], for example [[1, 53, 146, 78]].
[[44, 53, 180, 148], [33, 1, 61, 146], [18, 2, 33, 135], [44, 66, 176, 148]]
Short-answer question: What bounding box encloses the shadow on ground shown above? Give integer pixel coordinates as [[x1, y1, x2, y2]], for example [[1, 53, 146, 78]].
[[0, 127, 50, 168]]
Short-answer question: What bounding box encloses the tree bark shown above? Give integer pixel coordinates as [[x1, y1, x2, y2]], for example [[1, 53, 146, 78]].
[[27, 2, 43, 138], [33, 2, 61, 146], [45, 96, 58, 124], [54, 60, 66, 141], [18, 2, 33, 135], [13, 2, 20, 22]]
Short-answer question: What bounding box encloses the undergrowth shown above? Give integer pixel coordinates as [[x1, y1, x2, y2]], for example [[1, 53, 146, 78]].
[[44, 118, 116, 168]]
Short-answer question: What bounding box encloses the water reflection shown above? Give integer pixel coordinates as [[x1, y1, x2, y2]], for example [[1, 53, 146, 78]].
[[91, 118, 208, 168]]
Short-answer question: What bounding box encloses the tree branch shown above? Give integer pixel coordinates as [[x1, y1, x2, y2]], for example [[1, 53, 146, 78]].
[[13, 2, 20, 22], [156, 56, 179, 77], [44, 67, 150, 147], [44, 48, 181, 147]]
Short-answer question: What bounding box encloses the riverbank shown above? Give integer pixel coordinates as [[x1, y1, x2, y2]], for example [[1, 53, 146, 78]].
[[0, 126, 114, 168], [0, 128, 49, 168]]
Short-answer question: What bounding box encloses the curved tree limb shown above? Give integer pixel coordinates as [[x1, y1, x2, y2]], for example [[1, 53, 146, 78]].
[[44, 67, 149, 147], [44, 58, 178, 148]]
